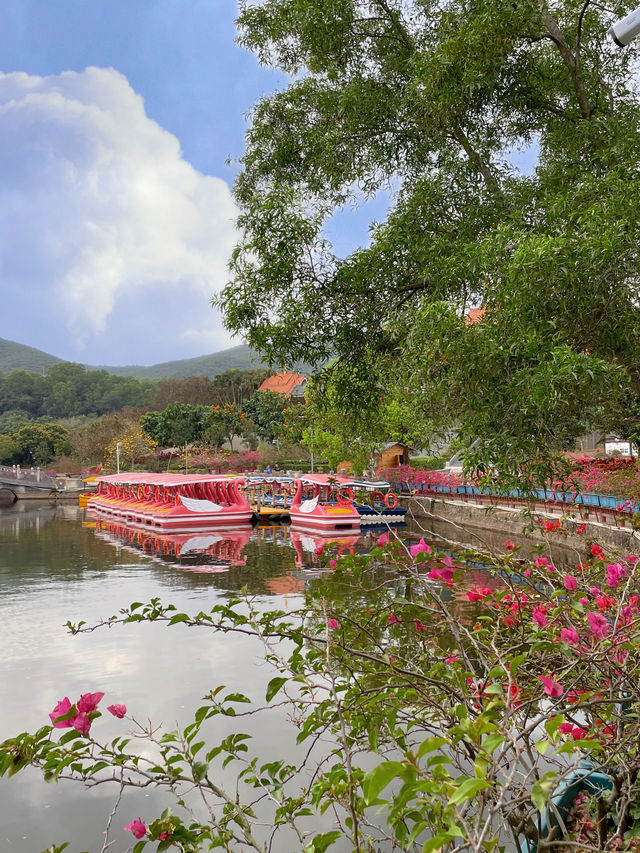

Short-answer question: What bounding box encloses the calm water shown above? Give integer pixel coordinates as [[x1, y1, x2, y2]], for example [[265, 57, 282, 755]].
[[0, 502, 404, 852]]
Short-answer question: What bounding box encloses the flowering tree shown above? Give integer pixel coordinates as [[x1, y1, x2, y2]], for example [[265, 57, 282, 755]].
[[3, 525, 640, 850]]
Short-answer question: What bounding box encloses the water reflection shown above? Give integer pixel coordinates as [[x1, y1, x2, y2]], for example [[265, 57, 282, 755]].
[[0, 502, 506, 852]]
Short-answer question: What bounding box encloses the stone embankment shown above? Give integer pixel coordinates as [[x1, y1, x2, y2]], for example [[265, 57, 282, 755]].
[[403, 494, 637, 560]]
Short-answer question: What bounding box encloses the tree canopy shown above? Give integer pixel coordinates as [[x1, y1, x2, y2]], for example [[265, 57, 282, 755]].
[[217, 0, 640, 481]]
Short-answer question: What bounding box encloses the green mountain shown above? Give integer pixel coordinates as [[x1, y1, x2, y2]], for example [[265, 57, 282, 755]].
[[0, 338, 282, 380], [94, 344, 269, 379], [0, 338, 64, 374]]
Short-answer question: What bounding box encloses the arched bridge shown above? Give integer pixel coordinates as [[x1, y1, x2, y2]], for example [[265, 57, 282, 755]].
[[0, 465, 59, 503]]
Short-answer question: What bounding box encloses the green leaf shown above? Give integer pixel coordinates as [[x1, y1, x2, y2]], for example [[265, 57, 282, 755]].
[[265, 676, 288, 702], [304, 830, 343, 852], [417, 736, 449, 758], [531, 771, 557, 812], [363, 761, 405, 804], [449, 777, 492, 805]]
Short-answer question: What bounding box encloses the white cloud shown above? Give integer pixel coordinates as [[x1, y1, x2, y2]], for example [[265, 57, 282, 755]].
[[0, 67, 239, 364]]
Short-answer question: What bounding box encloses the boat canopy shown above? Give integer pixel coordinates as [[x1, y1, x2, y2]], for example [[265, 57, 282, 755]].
[[94, 473, 244, 486]]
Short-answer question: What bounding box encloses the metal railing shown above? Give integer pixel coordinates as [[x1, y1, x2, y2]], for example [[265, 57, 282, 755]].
[[0, 465, 58, 487]]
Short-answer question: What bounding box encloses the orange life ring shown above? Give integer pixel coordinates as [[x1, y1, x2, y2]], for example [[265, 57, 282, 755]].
[[369, 490, 385, 505], [384, 492, 398, 509], [336, 487, 355, 506], [137, 485, 143, 501]]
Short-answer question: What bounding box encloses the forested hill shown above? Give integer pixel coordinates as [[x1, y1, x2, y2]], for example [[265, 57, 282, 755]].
[[0, 338, 267, 379], [94, 344, 267, 379], [0, 338, 64, 375]]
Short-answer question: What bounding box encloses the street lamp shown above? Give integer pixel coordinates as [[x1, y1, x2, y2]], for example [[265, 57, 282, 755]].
[[609, 5, 640, 47]]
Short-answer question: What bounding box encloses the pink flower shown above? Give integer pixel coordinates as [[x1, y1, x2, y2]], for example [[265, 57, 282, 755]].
[[414, 619, 427, 632], [409, 538, 431, 558], [589, 587, 601, 595], [158, 831, 170, 841], [49, 697, 73, 728], [107, 704, 127, 719], [77, 692, 104, 714], [524, 568, 531, 577], [329, 559, 337, 569], [441, 555, 453, 567], [564, 574, 578, 591], [313, 545, 324, 556], [327, 618, 339, 630], [587, 611, 609, 639], [539, 675, 563, 698], [535, 557, 549, 568], [445, 655, 458, 664], [576, 524, 586, 535], [387, 613, 401, 625], [558, 722, 575, 735], [561, 627, 580, 645], [504, 540, 515, 551], [606, 563, 626, 587], [466, 587, 491, 602], [376, 532, 389, 547], [571, 727, 588, 741], [388, 654, 395, 663], [72, 712, 91, 735], [124, 819, 147, 839], [579, 597, 589, 607], [532, 605, 548, 628]]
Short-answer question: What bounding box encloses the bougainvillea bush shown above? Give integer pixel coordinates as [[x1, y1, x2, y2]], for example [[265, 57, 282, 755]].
[[3, 526, 640, 851]]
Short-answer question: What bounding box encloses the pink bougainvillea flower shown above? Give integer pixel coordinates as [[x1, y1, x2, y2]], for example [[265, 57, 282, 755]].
[[589, 587, 601, 595], [587, 611, 609, 639], [158, 831, 170, 841], [606, 563, 626, 587], [76, 692, 104, 714], [49, 697, 73, 728], [327, 618, 339, 630], [376, 532, 389, 547], [441, 555, 453, 568], [561, 627, 580, 646], [414, 619, 427, 632], [524, 568, 531, 577], [558, 722, 575, 735], [627, 554, 638, 563], [313, 545, 324, 556], [466, 587, 491, 603], [504, 540, 515, 551], [388, 654, 395, 663], [409, 538, 431, 558], [591, 543, 605, 560], [72, 712, 92, 735], [445, 655, 458, 664], [576, 524, 586, 535], [107, 704, 127, 719], [329, 559, 338, 569], [124, 819, 147, 839], [564, 574, 578, 591], [539, 675, 563, 698], [579, 597, 589, 607], [571, 727, 588, 741], [596, 595, 615, 612], [535, 557, 549, 568], [532, 605, 548, 628], [387, 613, 401, 625]]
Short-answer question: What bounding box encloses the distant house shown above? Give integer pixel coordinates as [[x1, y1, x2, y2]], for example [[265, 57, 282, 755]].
[[338, 443, 413, 476], [258, 372, 308, 399]]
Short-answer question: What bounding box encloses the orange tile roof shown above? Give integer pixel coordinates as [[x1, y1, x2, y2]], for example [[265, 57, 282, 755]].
[[258, 372, 307, 396], [465, 307, 486, 326]]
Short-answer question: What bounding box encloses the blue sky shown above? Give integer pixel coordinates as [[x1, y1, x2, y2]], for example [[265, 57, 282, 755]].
[[0, 0, 388, 366], [0, 1, 534, 368]]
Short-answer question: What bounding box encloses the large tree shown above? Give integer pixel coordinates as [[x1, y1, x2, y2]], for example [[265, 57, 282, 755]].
[[217, 0, 640, 481]]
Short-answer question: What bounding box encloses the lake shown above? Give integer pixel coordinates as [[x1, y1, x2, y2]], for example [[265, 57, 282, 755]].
[[0, 502, 418, 852]]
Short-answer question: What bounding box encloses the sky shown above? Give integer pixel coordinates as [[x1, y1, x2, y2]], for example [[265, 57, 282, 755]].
[[0, 0, 387, 366]]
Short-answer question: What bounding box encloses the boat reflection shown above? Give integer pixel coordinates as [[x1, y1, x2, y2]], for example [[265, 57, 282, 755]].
[[92, 517, 252, 572]]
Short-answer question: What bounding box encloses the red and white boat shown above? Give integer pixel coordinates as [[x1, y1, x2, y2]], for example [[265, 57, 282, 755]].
[[87, 473, 253, 531], [288, 474, 361, 531]]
